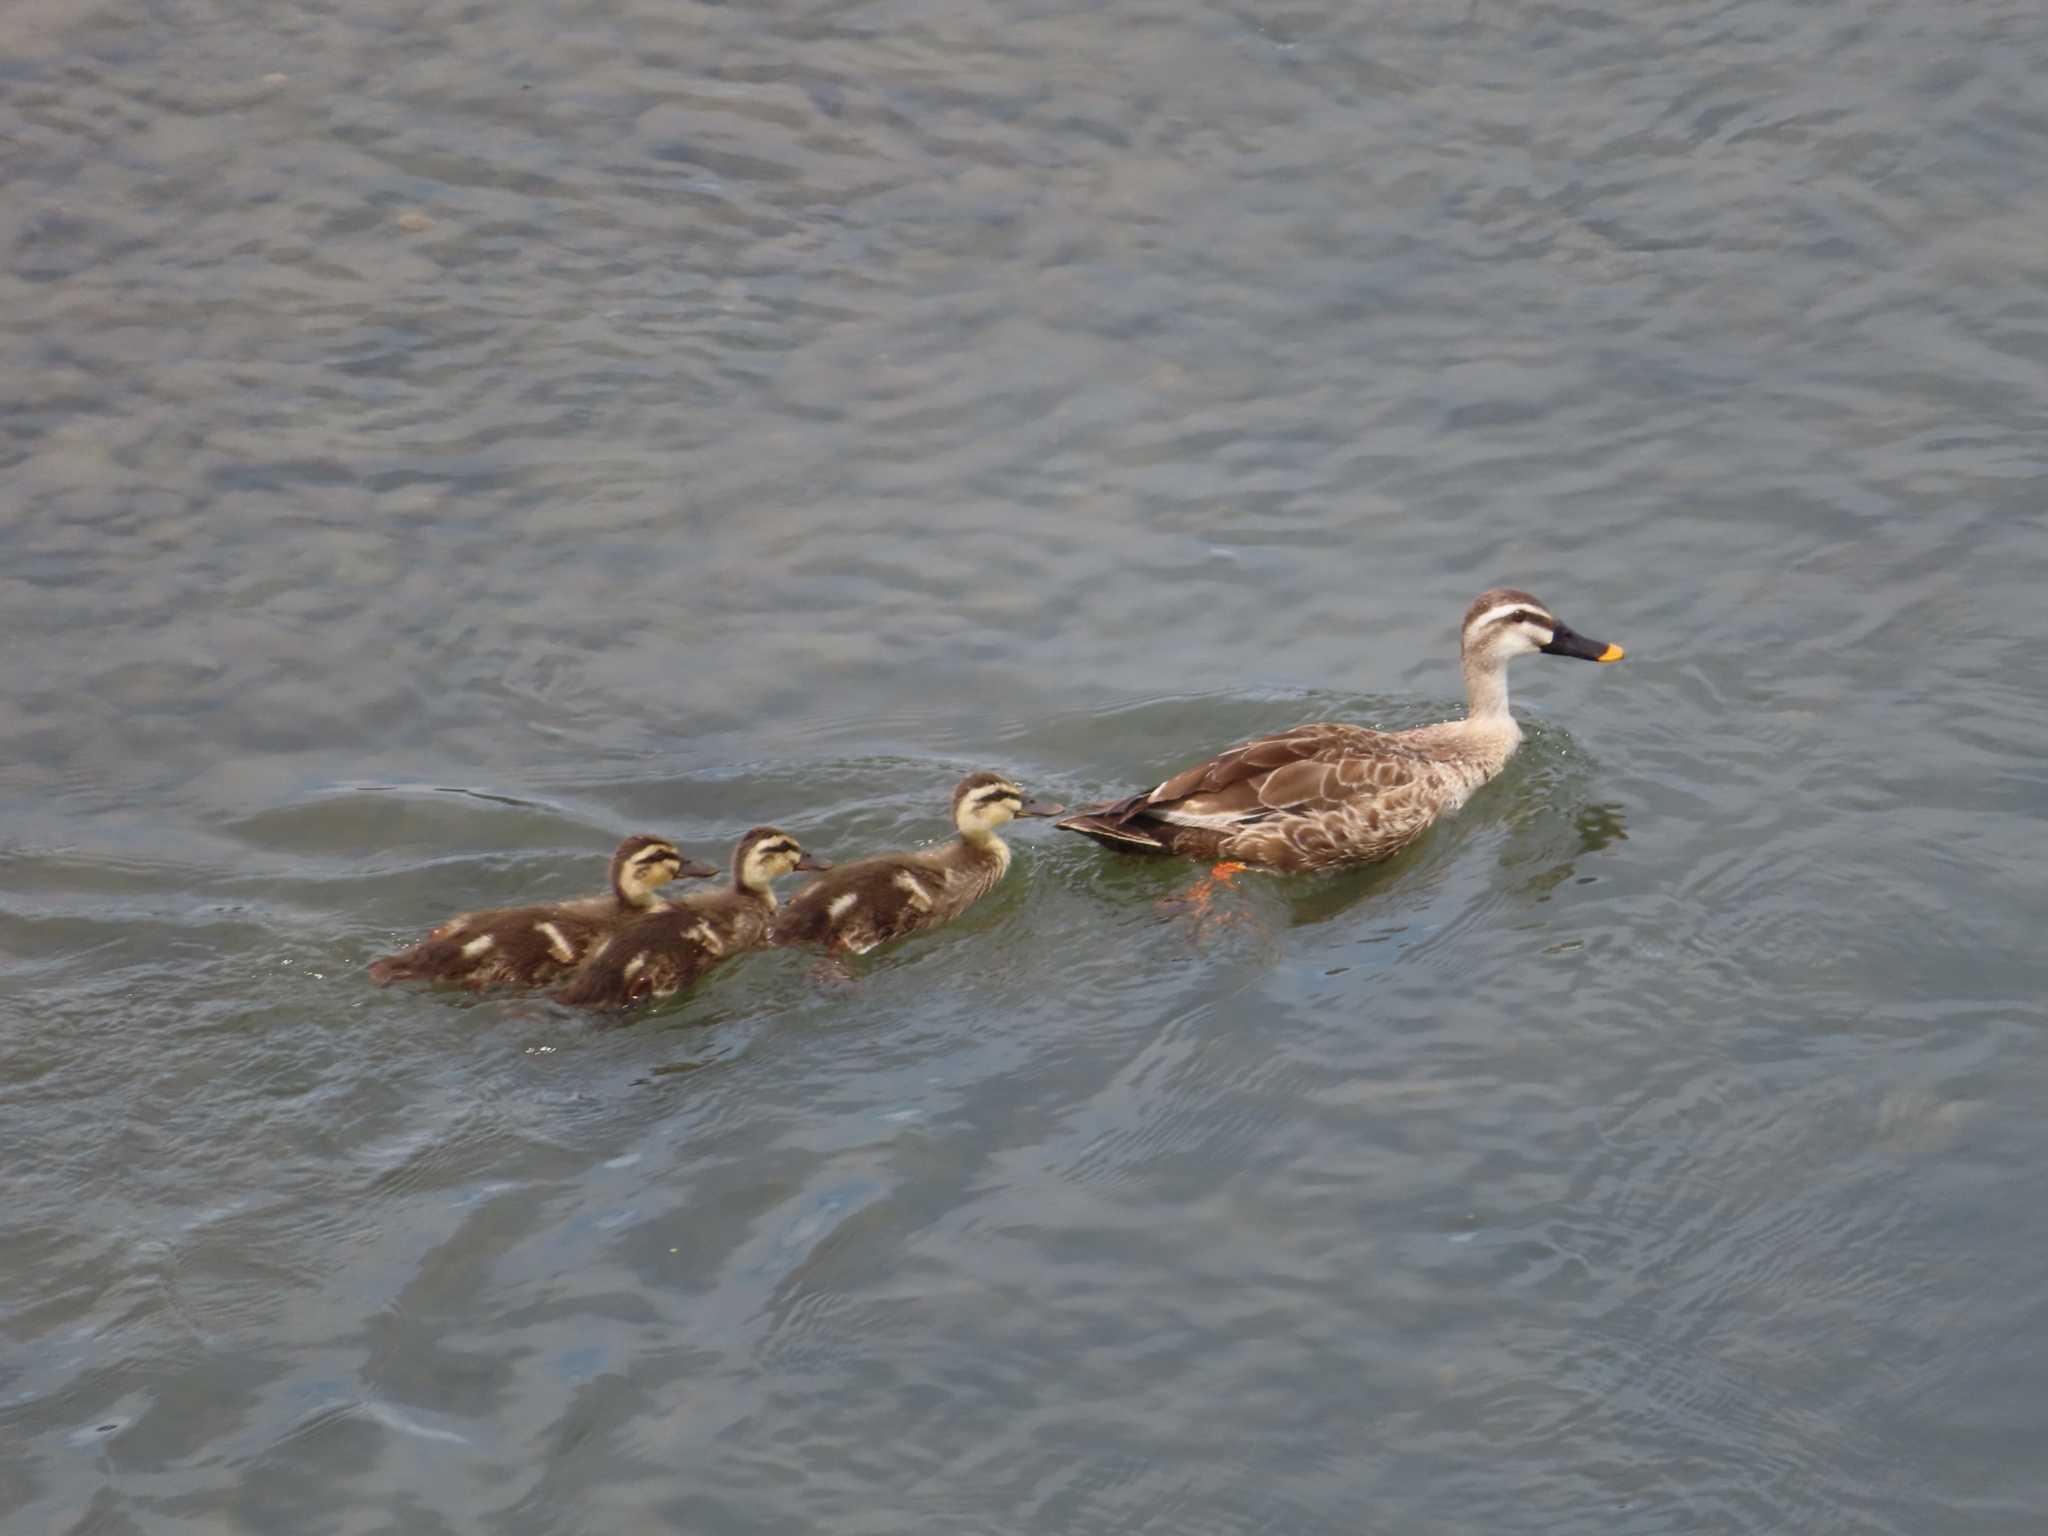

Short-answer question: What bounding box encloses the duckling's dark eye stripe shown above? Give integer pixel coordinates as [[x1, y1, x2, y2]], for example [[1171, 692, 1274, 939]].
[[754, 839, 800, 857]]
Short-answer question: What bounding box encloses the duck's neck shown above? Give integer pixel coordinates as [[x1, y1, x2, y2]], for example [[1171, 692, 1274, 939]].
[[1461, 651, 1512, 724], [733, 866, 777, 908], [957, 826, 1011, 867]]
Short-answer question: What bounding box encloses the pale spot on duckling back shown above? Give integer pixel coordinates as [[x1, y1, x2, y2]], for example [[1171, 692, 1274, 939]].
[[826, 892, 860, 921], [622, 954, 646, 980], [688, 924, 724, 956], [461, 934, 495, 959], [893, 872, 933, 910], [535, 922, 576, 964]]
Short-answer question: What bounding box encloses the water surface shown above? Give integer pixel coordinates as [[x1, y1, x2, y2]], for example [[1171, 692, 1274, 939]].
[[5, 0, 2048, 1530]]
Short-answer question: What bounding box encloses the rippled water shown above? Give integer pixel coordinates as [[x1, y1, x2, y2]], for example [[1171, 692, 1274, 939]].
[[6, 0, 2048, 1529]]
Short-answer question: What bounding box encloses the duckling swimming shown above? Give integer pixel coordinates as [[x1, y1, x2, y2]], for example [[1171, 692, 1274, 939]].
[[1056, 588, 1624, 873], [368, 834, 718, 990], [551, 827, 829, 1009], [773, 771, 1063, 957]]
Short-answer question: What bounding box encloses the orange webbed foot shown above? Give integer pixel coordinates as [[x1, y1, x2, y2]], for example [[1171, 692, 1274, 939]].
[[1156, 860, 1256, 928]]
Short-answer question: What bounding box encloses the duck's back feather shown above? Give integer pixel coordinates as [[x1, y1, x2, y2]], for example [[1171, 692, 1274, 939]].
[[1055, 721, 1499, 872]]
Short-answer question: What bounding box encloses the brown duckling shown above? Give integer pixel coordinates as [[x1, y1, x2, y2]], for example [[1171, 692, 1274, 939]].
[[773, 771, 1062, 957], [368, 834, 717, 990], [551, 827, 829, 1009]]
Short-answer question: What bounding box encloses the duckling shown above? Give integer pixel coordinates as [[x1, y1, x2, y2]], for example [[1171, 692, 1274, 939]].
[[1056, 587, 1624, 873], [551, 827, 829, 1009], [367, 834, 717, 990], [773, 771, 1063, 957]]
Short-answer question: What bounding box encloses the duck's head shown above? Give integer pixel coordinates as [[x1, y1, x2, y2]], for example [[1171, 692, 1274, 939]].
[[1461, 588, 1624, 668], [733, 827, 831, 893], [951, 770, 1065, 837], [611, 835, 719, 908]]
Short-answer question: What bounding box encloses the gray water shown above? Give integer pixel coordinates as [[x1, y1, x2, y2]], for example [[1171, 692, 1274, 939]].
[[5, 0, 2047, 1529]]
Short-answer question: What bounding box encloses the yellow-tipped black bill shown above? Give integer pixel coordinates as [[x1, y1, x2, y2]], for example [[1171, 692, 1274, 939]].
[[1541, 624, 1625, 663]]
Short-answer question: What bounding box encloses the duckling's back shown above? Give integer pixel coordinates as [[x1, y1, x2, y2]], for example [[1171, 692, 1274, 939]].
[[552, 887, 773, 1008], [369, 896, 625, 990], [773, 845, 1004, 955]]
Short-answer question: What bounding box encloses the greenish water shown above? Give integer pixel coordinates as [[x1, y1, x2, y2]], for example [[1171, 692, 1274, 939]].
[[5, 0, 2048, 1531]]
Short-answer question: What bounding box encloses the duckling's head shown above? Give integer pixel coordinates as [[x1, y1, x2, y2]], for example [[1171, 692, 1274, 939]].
[[733, 827, 831, 892], [1462, 588, 1624, 667], [951, 771, 1065, 838], [611, 835, 719, 908]]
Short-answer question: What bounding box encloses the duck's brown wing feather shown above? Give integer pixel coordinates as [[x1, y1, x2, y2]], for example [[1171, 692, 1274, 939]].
[[1061, 725, 1419, 826], [1155, 725, 1424, 812], [1056, 724, 1443, 869]]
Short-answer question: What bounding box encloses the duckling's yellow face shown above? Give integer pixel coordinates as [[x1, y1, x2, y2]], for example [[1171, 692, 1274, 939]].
[[616, 840, 684, 905], [735, 829, 830, 890], [951, 773, 1063, 835], [955, 779, 1026, 834]]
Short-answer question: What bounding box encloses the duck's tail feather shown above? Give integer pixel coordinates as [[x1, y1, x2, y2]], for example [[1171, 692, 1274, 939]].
[[1054, 796, 1173, 854]]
